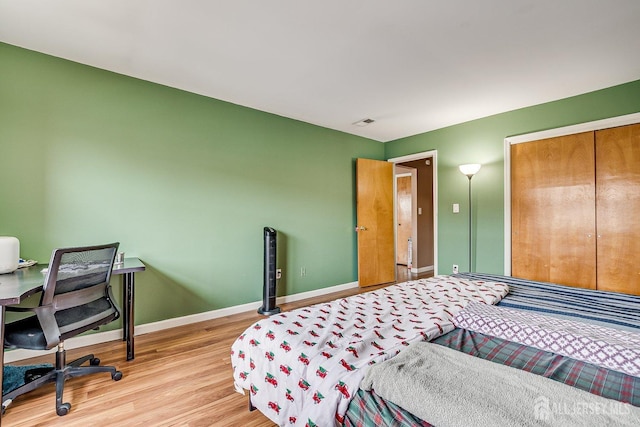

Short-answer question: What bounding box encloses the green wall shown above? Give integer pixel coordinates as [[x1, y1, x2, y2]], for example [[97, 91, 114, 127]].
[[0, 43, 384, 326], [2, 41, 640, 328], [384, 79, 640, 275]]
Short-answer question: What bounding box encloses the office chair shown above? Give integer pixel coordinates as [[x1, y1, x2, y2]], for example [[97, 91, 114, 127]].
[[2, 243, 123, 416]]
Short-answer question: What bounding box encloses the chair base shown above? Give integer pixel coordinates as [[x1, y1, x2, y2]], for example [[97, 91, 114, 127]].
[[2, 346, 122, 416]]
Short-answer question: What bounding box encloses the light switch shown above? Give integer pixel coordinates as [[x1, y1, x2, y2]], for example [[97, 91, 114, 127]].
[[418, 207, 422, 215], [453, 203, 460, 213]]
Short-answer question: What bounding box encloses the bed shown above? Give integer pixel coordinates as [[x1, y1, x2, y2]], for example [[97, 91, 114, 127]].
[[231, 273, 640, 426], [231, 275, 509, 426]]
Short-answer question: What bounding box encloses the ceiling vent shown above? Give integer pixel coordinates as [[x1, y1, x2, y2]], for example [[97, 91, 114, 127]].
[[353, 118, 375, 127]]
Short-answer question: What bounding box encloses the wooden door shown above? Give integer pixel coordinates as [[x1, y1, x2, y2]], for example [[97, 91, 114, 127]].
[[511, 132, 597, 288], [356, 158, 395, 287], [396, 175, 412, 265], [595, 123, 640, 294]]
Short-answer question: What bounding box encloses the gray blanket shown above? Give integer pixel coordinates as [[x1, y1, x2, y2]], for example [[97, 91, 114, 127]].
[[361, 342, 640, 426]]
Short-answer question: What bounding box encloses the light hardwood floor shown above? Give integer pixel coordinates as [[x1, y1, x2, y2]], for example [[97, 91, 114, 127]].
[[3, 267, 432, 427]]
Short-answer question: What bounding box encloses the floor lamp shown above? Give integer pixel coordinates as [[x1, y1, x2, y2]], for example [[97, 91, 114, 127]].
[[459, 163, 481, 272]]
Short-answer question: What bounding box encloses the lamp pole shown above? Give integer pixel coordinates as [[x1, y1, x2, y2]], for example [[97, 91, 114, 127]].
[[467, 174, 473, 272], [459, 164, 481, 273]]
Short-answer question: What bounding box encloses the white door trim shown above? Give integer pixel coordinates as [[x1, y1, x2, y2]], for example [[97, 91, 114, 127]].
[[394, 167, 418, 269], [388, 150, 438, 275]]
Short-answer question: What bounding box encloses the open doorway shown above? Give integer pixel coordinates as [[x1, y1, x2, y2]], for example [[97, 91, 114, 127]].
[[389, 151, 437, 277], [395, 166, 416, 267]]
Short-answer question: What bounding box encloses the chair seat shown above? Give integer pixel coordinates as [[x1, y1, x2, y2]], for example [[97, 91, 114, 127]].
[[4, 315, 47, 350], [4, 299, 116, 351]]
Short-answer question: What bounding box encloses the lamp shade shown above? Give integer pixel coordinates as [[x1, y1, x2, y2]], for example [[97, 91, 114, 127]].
[[459, 163, 481, 177]]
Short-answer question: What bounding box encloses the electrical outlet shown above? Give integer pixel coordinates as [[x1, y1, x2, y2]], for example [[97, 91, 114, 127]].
[[300, 267, 306, 277], [452, 264, 459, 274], [276, 268, 282, 279]]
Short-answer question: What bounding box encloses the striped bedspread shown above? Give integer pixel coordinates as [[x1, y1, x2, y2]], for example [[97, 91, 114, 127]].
[[457, 273, 640, 331]]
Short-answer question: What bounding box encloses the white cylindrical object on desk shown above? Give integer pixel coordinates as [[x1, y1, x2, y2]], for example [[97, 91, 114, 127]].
[[0, 236, 20, 274]]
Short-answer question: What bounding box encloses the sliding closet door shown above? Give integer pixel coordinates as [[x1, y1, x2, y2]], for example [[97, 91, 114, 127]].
[[511, 132, 597, 288], [595, 123, 640, 294]]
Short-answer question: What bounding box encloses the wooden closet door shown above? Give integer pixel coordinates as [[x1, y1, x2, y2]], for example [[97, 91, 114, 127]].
[[511, 132, 597, 288], [595, 123, 640, 294]]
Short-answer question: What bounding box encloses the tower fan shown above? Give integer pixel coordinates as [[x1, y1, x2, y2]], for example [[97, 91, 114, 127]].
[[258, 227, 280, 315]]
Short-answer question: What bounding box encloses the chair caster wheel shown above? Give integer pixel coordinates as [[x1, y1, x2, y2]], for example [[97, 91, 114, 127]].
[[2, 399, 12, 415], [90, 357, 101, 366], [112, 371, 123, 381], [57, 402, 71, 416]]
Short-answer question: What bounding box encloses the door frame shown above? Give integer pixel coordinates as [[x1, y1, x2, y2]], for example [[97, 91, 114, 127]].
[[388, 150, 438, 275], [394, 168, 417, 267], [503, 112, 640, 276]]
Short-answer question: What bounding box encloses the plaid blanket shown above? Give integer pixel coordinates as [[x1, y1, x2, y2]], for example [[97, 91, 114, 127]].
[[343, 328, 640, 426], [343, 389, 432, 427], [434, 328, 640, 405], [453, 302, 640, 377]]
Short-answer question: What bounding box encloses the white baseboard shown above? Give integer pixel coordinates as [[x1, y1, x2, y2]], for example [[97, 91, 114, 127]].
[[4, 280, 359, 363], [410, 265, 434, 274]]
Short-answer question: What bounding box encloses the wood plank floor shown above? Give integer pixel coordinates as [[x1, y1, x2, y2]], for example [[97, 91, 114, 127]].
[[3, 267, 431, 427]]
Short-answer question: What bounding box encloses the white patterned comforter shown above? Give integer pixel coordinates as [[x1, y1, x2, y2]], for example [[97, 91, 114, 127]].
[[231, 276, 509, 426]]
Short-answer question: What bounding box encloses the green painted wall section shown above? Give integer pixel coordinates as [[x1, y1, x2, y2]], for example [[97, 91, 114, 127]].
[[384, 79, 640, 275], [0, 43, 384, 326], [3, 41, 640, 328]]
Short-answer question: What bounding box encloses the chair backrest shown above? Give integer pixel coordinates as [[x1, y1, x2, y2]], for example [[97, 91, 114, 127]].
[[37, 243, 120, 348]]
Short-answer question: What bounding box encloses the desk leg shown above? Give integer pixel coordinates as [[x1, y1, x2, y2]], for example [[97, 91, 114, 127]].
[[122, 276, 129, 344], [122, 272, 135, 361]]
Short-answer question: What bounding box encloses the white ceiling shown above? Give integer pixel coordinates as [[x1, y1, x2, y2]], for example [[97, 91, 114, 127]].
[[1, 1, 640, 142]]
